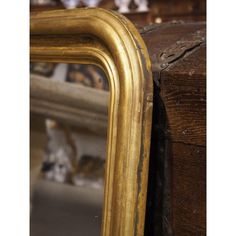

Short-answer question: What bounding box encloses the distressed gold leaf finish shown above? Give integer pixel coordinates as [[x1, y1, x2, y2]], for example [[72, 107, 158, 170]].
[[30, 8, 153, 236]]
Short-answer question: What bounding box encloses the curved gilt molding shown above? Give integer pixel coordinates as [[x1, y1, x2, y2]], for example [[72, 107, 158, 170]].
[[30, 8, 153, 236]]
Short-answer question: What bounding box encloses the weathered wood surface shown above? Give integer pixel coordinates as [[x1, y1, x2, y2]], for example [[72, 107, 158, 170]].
[[160, 47, 206, 146], [172, 143, 206, 236], [141, 22, 206, 236], [141, 21, 206, 147]]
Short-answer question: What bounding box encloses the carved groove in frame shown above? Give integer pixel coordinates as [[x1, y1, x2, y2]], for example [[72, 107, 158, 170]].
[[30, 8, 153, 236]]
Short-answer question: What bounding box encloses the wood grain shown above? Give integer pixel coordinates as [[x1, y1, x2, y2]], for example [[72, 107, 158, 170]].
[[141, 23, 206, 146], [141, 21, 206, 74], [171, 142, 206, 236], [161, 46, 206, 146], [141, 22, 206, 236]]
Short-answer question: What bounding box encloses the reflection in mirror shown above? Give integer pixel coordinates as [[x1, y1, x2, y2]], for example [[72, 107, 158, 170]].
[[30, 62, 109, 236]]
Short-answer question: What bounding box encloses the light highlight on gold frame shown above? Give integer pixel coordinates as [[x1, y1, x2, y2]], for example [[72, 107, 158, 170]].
[[30, 8, 153, 236]]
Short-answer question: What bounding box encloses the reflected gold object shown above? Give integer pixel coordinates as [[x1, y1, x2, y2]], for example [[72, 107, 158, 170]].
[[30, 8, 153, 236]]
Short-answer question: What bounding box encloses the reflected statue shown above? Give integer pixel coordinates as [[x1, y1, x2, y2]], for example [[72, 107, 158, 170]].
[[60, 0, 101, 8], [115, 0, 149, 13]]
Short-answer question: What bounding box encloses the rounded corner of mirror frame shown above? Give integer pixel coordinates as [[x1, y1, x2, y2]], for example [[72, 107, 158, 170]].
[[30, 7, 153, 236]]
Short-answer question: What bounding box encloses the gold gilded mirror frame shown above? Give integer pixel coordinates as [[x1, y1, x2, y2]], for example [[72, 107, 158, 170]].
[[30, 8, 153, 236]]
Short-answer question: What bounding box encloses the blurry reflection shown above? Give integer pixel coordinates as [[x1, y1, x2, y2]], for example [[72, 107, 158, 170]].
[[30, 62, 109, 236]]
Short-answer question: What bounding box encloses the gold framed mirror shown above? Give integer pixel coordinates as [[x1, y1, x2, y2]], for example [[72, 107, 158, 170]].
[[30, 8, 153, 236]]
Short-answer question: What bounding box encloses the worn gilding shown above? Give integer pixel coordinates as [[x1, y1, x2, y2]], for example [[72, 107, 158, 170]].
[[30, 8, 153, 236]]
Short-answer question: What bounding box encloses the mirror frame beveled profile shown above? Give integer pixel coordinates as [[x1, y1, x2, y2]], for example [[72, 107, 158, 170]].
[[30, 8, 153, 236]]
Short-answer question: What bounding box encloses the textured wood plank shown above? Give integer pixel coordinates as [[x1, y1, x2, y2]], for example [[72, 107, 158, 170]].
[[141, 22, 206, 236], [141, 23, 206, 146], [171, 142, 206, 236], [140, 22, 206, 145], [141, 21, 206, 74], [161, 46, 206, 146]]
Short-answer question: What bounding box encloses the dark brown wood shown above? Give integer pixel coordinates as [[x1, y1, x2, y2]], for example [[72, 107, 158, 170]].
[[141, 22, 206, 236], [141, 21, 206, 147], [123, 11, 153, 27], [160, 46, 206, 146], [149, 0, 206, 22], [171, 143, 206, 236]]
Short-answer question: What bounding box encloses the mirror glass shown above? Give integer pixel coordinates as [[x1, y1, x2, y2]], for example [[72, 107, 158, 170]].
[[30, 62, 109, 236]]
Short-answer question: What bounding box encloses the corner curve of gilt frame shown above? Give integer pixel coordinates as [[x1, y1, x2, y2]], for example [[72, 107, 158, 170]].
[[30, 8, 153, 236]]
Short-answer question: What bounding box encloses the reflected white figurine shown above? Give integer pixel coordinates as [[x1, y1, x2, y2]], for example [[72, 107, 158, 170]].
[[83, 0, 101, 7], [134, 0, 148, 12], [115, 0, 131, 13], [31, 0, 54, 5], [61, 0, 101, 8], [115, 0, 149, 13], [60, 0, 80, 9]]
